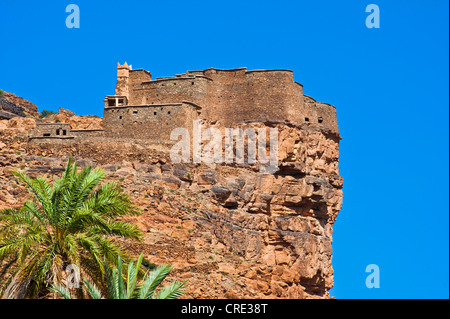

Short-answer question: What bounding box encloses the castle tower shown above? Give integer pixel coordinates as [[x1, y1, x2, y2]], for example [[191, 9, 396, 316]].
[[115, 62, 132, 98]]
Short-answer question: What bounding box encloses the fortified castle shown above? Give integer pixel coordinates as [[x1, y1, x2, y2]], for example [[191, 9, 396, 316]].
[[31, 63, 339, 142]]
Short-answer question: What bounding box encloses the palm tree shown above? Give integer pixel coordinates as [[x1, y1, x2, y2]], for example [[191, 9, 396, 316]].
[[51, 254, 187, 299], [0, 158, 142, 298]]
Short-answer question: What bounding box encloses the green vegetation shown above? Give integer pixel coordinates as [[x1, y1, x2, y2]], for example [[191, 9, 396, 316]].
[[51, 254, 187, 299], [0, 89, 4, 96], [40, 110, 57, 118], [0, 158, 142, 298]]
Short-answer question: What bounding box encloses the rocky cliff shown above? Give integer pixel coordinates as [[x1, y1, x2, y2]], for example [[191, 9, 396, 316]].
[[0, 108, 343, 298], [0, 91, 40, 119]]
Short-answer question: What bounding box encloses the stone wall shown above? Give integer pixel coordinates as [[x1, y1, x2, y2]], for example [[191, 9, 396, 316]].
[[30, 123, 72, 138], [112, 66, 338, 135], [103, 102, 201, 140]]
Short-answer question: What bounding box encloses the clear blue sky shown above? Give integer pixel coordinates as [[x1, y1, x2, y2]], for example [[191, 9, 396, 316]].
[[0, 0, 448, 299]]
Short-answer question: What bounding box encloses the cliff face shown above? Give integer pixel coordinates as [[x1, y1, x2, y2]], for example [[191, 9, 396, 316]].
[[1, 111, 342, 299], [0, 91, 40, 119]]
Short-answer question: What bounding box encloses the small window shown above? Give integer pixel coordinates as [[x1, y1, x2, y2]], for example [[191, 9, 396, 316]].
[[318, 117, 323, 124], [62, 130, 67, 136], [192, 82, 195, 85], [154, 112, 157, 115], [133, 111, 138, 114], [305, 117, 309, 122], [43, 133, 51, 137], [174, 83, 176, 85], [168, 111, 171, 115], [119, 116, 123, 119], [56, 129, 61, 135]]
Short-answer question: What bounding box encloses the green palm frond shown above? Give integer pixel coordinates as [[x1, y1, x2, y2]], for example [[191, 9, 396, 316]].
[[138, 264, 174, 299], [83, 278, 103, 299], [50, 284, 75, 299], [0, 158, 142, 298], [51, 253, 187, 300], [156, 280, 188, 299]]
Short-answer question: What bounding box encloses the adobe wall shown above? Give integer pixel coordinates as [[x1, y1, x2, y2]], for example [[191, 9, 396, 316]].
[[71, 129, 105, 138], [129, 76, 210, 107], [31, 123, 72, 138], [303, 95, 339, 134], [103, 102, 200, 140], [127, 69, 152, 104], [244, 70, 304, 125], [110, 64, 340, 137], [185, 68, 306, 126]]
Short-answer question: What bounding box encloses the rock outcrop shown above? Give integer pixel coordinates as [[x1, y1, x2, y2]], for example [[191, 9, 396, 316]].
[[39, 107, 103, 130], [0, 91, 40, 119], [1, 110, 343, 299]]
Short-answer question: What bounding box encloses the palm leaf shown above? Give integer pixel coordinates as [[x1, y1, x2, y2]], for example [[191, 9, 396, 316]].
[[83, 278, 104, 299], [155, 280, 187, 299], [137, 264, 173, 299], [50, 284, 75, 299]]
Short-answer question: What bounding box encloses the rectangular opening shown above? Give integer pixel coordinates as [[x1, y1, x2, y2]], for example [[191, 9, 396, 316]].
[[62, 130, 67, 136], [108, 99, 115, 107], [56, 129, 60, 135], [133, 111, 138, 114], [43, 133, 51, 137], [154, 112, 157, 115]]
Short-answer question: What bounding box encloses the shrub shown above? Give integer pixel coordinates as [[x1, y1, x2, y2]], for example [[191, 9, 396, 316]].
[[40, 109, 57, 118]]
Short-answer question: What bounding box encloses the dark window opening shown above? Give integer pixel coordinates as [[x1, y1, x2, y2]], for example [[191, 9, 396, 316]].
[[192, 82, 195, 85], [174, 83, 176, 85], [62, 130, 67, 136], [318, 117, 323, 124], [305, 117, 309, 122], [119, 116, 123, 119], [56, 129, 61, 135], [154, 112, 157, 115], [43, 133, 51, 137], [168, 111, 171, 115], [133, 111, 138, 114], [118, 99, 124, 105]]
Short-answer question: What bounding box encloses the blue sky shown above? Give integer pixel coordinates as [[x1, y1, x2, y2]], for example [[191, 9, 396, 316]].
[[0, 0, 448, 298]]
